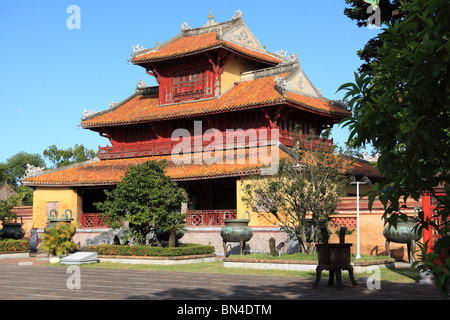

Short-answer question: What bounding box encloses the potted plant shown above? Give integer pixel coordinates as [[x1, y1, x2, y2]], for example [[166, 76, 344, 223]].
[[39, 222, 79, 263]]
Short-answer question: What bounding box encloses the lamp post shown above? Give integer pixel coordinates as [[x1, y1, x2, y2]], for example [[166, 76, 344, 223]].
[[350, 176, 372, 259]]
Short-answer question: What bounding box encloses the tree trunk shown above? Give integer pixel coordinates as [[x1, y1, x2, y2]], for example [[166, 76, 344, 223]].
[[168, 231, 176, 248]]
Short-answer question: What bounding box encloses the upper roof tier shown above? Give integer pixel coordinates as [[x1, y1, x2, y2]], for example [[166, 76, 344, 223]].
[[81, 62, 350, 128], [130, 11, 283, 66]]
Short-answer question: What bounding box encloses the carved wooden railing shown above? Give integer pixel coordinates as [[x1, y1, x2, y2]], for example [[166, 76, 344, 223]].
[[80, 212, 107, 228], [98, 129, 333, 160], [186, 209, 237, 227]]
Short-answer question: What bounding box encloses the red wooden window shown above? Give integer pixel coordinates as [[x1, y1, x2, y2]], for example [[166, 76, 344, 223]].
[[173, 69, 206, 102], [159, 65, 214, 105]]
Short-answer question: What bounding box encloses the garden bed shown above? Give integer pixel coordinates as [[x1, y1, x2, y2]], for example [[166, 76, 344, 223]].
[[0, 239, 30, 252], [0, 239, 30, 258], [82, 243, 216, 265]]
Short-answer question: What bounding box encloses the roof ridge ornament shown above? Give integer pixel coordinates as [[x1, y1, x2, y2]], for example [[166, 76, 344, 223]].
[[181, 22, 191, 31], [82, 109, 98, 119], [136, 79, 149, 91], [231, 9, 243, 20], [23, 163, 46, 179], [204, 9, 218, 27], [275, 50, 287, 59], [274, 75, 288, 96], [132, 44, 145, 53], [275, 50, 299, 64]]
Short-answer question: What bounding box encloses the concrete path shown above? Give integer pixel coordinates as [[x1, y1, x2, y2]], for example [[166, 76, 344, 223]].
[[0, 255, 442, 301]]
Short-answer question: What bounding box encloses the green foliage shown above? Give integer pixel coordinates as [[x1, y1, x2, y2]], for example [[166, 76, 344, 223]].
[[0, 239, 29, 252], [82, 243, 214, 257], [241, 131, 349, 254], [43, 144, 97, 168], [343, 0, 408, 72], [0, 152, 45, 186], [0, 190, 27, 222], [159, 210, 187, 248], [95, 160, 188, 245], [339, 0, 449, 298], [39, 222, 79, 257]]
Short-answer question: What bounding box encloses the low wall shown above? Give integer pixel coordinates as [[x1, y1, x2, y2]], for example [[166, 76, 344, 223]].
[[98, 254, 216, 265], [183, 226, 291, 256], [223, 257, 396, 273], [30, 228, 107, 252]]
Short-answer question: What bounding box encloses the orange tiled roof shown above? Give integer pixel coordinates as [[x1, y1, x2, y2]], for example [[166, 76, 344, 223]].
[[131, 32, 282, 65], [22, 145, 381, 187], [81, 74, 350, 128], [22, 146, 287, 187]]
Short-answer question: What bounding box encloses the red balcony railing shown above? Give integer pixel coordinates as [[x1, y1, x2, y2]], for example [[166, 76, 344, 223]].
[[80, 212, 107, 228], [186, 209, 237, 227], [98, 129, 333, 160]]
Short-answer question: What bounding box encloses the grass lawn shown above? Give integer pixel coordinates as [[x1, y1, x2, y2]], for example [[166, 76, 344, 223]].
[[75, 253, 421, 284], [227, 252, 392, 262]]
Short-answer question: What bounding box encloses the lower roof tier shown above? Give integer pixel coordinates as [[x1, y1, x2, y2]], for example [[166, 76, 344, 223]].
[[23, 145, 381, 187]]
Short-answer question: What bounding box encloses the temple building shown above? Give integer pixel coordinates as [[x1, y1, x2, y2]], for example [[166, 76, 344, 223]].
[[23, 11, 383, 254]]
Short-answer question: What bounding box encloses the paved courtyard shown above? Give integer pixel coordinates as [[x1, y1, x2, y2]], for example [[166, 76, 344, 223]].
[[0, 256, 442, 301]]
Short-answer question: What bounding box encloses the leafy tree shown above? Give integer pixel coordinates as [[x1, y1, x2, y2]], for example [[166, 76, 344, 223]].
[[339, 0, 449, 298], [95, 160, 188, 245], [0, 192, 25, 222], [241, 132, 349, 254], [343, 0, 409, 72], [0, 152, 46, 186], [43, 144, 97, 168]]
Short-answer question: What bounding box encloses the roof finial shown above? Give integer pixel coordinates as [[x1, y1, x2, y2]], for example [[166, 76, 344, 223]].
[[204, 9, 218, 27]]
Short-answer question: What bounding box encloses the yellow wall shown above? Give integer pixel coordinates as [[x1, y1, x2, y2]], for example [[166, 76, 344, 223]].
[[221, 54, 262, 94], [236, 176, 277, 227], [32, 187, 81, 229]]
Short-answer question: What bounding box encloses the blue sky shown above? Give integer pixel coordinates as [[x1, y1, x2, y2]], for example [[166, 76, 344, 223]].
[[0, 0, 379, 165]]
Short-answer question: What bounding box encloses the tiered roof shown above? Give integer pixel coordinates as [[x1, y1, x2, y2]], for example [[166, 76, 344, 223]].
[[21, 11, 373, 188]]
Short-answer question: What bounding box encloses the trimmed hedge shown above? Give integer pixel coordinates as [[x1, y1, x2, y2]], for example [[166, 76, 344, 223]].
[[0, 239, 30, 253], [82, 243, 215, 257]]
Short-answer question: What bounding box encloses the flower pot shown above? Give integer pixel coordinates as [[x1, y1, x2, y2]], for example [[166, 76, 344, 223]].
[[49, 256, 60, 264]]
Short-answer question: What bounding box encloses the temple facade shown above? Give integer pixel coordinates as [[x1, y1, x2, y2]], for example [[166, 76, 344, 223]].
[[23, 11, 385, 254]]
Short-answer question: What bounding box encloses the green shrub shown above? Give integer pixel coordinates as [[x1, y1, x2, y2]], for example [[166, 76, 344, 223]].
[[39, 222, 79, 256], [82, 243, 215, 257], [0, 239, 29, 252]]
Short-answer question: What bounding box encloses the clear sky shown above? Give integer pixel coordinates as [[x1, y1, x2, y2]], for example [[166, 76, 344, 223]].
[[0, 0, 379, 166]]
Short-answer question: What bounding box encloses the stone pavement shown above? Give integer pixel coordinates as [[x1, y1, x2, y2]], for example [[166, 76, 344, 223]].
[[0, 255, 443, 301]]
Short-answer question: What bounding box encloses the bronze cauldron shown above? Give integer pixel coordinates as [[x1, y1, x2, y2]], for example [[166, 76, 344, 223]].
[[44, 209, 75, 237], [221, 211, 253, 256], [383, 216, 422, 263], [0, 216, 25, 240]]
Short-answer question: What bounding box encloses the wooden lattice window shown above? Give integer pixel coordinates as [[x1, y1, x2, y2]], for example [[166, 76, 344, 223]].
[[173, 68, 207, 102]]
